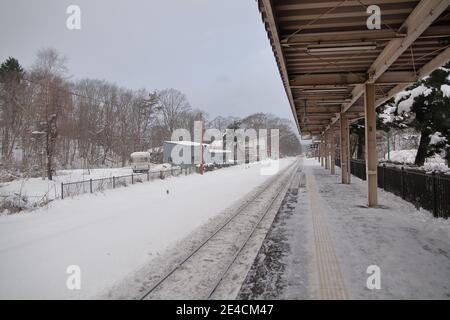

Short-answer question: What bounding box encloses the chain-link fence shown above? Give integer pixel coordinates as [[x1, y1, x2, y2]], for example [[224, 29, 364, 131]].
[[61, 166, 193, 199]]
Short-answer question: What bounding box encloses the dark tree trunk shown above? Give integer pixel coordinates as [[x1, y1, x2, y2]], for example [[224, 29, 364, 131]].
[[357, 133, 365, 160], [446, 147, 450, 168], [414, 131, 430, 166], [47, 154, 52, 180], [46, 115, 57, 180], [350, 134, 357, 159]]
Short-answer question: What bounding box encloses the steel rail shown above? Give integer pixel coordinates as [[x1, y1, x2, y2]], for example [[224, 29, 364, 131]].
[[206, 163, 300, 299], [138, 160, 299, 300]]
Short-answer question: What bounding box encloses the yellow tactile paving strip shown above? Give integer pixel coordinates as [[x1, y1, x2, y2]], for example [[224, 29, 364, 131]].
[[307, 173, 348, 300]]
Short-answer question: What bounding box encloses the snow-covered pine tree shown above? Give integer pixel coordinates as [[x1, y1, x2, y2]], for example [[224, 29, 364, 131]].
[[391, 61, 450, 166], [0, 57, 25, 160]]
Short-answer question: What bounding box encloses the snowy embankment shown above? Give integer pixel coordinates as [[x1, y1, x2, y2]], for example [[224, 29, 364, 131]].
[[0, 164, 171, 213], [384, 149, 448, 173], [0, 158, 295, 299]]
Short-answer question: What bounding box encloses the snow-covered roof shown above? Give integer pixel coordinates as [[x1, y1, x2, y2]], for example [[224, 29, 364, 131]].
[[208, 149, 231, 153], [164, 141, 208, 147], [130, 152, 151, 157], [147, 146, 162, 153]]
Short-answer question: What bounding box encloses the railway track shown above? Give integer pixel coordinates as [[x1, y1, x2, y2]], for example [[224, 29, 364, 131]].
[[139, 159, 300, 300]]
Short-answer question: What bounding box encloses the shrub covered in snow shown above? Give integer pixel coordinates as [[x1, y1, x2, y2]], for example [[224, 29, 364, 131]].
[[383, 149, 449, 173], [384, 149, 417, 164], [0, 194, 30, 214]]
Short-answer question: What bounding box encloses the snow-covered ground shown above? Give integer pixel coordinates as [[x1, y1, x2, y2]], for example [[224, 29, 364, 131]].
[[312, 160, 450, 299], [385, 149, 419, 164], [242, 158, 450, 299], [384, 149, 449, 172], [0, 164, 172, 212], [0, 158, 295, 299]]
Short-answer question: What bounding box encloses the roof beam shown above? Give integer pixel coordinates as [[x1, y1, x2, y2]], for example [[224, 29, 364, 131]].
[[291, 71, 418, 86], [330, 45, 450, 128], [260, 0, 300, 132], [278, 7, 412, 23], [376, 46, 450, 106], [300, 124, 328, 129], [368, 0, 450, 82], [337, 0, 450, 124], [276, 0, 419, 11], [282, 18, 406, 31], [376, 71, 419, 84], [291, 73, 366, 86], [281, 25, 450, 45], [295, 96, 351, 101], [296, 106, 342, 113]]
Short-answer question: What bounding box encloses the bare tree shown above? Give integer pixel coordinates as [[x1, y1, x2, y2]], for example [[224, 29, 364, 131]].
[[30, 48, 70, 180], [129, 89, 157, 151], [208, 116, 239, 132], [155, 88, 191, 139], [241, 113, 301, 156], [1, 48, 303, 180]]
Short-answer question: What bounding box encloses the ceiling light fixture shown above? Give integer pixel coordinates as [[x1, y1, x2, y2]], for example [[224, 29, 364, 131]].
[[316, 101, 346, 105], [307, 42, 377, 53], [302, 88, 348, 93], [316, 100, 350, 104]]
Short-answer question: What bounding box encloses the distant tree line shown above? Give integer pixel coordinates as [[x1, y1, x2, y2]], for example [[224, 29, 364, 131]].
[[0, 48, 301, 179]]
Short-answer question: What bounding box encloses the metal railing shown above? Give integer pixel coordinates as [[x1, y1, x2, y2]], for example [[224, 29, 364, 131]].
[[335, 157, 341, 167], [61, 166, 193, 199], [339, 159, 450, 219]]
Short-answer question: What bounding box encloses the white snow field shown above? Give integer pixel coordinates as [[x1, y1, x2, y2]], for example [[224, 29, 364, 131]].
[[0, 158, 295, 299], [0, 164, 172, 210], [384, 149, 448, 172]]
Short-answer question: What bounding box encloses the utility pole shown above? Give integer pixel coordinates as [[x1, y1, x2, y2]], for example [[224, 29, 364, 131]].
[[200, 114, 204, 175], [45, 113, 57, 180]]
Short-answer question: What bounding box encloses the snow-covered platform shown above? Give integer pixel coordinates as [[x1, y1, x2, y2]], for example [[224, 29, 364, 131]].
[[240, 158, 450, 299]]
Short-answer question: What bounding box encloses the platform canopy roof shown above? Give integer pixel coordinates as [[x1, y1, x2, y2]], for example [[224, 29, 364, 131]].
[[258, 0, 450, 139]]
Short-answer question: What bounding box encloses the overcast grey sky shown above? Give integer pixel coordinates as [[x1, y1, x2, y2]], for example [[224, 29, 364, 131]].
[[0, 0, 295, 124]]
